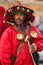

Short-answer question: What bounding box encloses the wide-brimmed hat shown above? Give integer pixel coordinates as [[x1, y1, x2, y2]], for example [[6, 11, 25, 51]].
[[4, 4, 35, 24]]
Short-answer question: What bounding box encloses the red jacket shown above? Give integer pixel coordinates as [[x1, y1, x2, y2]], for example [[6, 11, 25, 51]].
[[0, 6, 9, 38], [0, 26, 43, 65], [0, 22, 9, 38], [0, 6, 5, 38]]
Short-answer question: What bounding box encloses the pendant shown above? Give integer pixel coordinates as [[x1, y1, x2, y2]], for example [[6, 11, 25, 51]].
[[16, 34, 24, 40], [30, 31, 38, 38]]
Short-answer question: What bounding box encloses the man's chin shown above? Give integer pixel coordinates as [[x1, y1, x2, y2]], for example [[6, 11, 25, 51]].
[[16, 22, 22, 25], [17, 24, 21, 25]]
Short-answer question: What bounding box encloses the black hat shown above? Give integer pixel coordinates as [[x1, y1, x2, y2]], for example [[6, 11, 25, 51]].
[[4, 5, 35, 24]]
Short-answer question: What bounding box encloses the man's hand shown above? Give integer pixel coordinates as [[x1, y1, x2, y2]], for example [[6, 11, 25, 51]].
[[30, 44, 37, 53]]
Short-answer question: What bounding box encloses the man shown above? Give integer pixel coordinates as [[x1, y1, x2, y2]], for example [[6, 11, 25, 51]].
[[0, 6, 9, 38], [0, 6, 9, 65], [0, 2, 43, 65], [0, 6, 5, 37]]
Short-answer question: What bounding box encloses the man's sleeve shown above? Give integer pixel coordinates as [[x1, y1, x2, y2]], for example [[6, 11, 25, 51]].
[[33, 26, 43, 52], [35, 36, 43, 52], [0, 29, 12, 65]]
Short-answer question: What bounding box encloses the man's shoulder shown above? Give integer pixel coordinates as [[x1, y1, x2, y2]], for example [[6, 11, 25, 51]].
[[4, 26, 16, 33], [32, 25, 41, 36], [32, 25, 38, 29], [2, 26, 16, 36], [1, 26, 17, 39], [32, 25, 39, 31]]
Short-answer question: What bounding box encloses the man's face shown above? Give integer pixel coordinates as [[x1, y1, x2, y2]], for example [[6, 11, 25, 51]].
[[13, 13, 25, 25]]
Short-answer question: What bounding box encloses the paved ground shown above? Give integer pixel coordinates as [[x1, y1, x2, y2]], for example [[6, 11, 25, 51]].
[[37, 52, 43, 65], [39, 64, 43, 65]]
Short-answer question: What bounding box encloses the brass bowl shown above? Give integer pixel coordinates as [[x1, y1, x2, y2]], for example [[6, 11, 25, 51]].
[[16, 34, 24, 40], [30, 31, 38, 38]]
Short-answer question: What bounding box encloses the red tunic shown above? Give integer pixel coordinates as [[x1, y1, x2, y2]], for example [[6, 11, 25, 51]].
[[0, 6, 9, 38], [0, 6, 5, 38], [0, 26, 43, 65]]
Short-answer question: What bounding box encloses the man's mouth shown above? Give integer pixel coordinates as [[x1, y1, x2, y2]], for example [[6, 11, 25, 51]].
[[16, 19, 22, 22], [17, 19, 21, 22]]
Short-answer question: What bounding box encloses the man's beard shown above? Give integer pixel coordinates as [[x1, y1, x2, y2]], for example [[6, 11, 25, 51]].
[[14, 18, 24, 27]]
